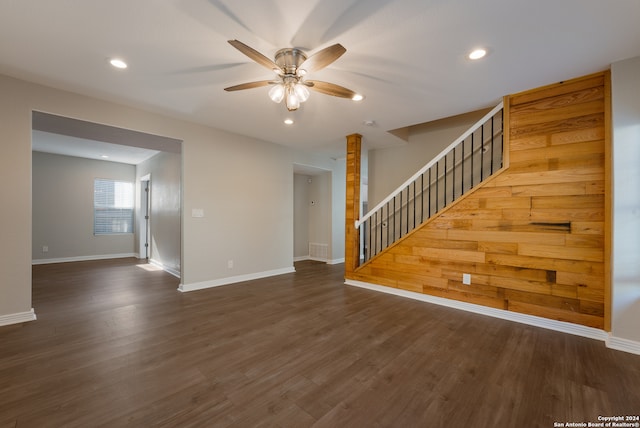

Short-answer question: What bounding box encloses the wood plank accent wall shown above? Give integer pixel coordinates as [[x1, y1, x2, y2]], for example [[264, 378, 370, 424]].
[[347, 72, 610, 329]]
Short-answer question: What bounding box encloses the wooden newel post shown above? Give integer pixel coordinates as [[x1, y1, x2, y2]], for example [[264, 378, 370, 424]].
[[345, 133, 362, 279]]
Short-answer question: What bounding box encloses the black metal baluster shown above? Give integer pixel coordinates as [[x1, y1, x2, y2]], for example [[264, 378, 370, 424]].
[[428, 167, 432, 217], [491, 115, 495, 175], [471, 132, 474, 188], [436, 160, 439, 213], [393, 197, 396, 243], [413, 181, 416, 230], [399, 190, 403, 238], [368, 217, 372, 259], [444, 154, 448, 207], [405, 186, 409, 235], [386, 202, 389, 250], [481, 123, 485, 181], [500, 109, 504, 168], [462, 137, 465, 195], [453, 146, 456, 201], [420, 173, 424, 223]]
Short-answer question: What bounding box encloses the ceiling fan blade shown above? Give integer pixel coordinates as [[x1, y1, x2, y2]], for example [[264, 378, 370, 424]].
[[306, 80, 357, 99], [228, 40, 281, 72], [298, 44, 346, 74], [224, 80, 274, 91]]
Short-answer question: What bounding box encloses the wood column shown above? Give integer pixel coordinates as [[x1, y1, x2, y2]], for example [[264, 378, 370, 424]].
[[344, 133, 362, 278]]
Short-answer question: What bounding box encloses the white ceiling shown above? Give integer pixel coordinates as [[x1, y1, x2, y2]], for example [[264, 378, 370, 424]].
[[2, 0, 639, 158], [32, 131, 160, 165]]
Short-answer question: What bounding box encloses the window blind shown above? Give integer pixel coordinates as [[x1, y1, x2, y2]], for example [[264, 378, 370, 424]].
[[94, 179, 134, 235]]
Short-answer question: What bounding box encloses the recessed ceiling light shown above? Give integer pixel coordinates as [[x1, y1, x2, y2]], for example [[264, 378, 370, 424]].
[[352, 94, 364, 101], [468, 49, 487, 60], [109, 58, 128, 69], [284, 118, 294, 125], [101, 155, 109, 159]]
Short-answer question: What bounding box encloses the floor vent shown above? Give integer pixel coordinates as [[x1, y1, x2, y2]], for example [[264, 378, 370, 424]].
[[309, 243, 328, 260]]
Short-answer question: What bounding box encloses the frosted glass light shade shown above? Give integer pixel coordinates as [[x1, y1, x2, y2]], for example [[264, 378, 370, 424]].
[[294, 83, 310, 102], [286, 91, 300, 111], [268, 84, 285, 103]]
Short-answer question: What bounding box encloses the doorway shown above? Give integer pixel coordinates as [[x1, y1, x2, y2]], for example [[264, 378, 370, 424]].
[[293, 164, 332, 263], [31, 111, 182, 277]]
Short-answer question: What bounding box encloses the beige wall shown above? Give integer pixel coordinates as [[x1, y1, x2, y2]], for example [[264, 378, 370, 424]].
[[0, 73, 344, 319], [32, 151, 136, 261], [611, 56, 640, 344], [136, 151, 181, 274]]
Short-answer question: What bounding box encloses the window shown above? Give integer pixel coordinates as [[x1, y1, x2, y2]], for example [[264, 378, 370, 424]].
[[94, 179, 134, 235]]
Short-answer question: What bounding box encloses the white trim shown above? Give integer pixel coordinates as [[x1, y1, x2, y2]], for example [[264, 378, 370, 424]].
[[607, 335, 640, 355], [149, 258, 181, 278], [178, 266, 295, 292], [357, 101, 504, 228], [32, 253, 137, 265], [293, 256, 344, 265], [345, 279, 610, 341], [0, 308, 37, 327]]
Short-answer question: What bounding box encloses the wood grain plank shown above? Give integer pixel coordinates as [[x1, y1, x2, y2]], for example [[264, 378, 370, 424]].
[[510, 113, 604, 139], [493, 167, 604, 187], [412, 247, 486, 263], [518, 243, 603, 262], [511, 99, 604, 128], [509, 73, 604, 106], [531, 195, 604, 209], [509, 139, 604, 163], [486, 253, 603, 275], [447, 229, 565, 246]]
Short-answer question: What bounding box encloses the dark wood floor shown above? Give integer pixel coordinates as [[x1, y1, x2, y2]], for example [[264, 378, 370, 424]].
[[1, 259, 638, 427]]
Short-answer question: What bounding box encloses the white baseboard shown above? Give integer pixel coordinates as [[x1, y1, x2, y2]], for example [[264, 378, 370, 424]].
[[32, 253, 137, 265], [178, 266, 295, 292], [344, 279, 640, 355], [293, 256, 345, 265], [607, 335, 640, 355], [149, 259, 181, 278], [0, 308, 37, 327]]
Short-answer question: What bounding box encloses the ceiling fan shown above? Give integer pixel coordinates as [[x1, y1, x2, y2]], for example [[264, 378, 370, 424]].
[[224, 40, 362, 111]]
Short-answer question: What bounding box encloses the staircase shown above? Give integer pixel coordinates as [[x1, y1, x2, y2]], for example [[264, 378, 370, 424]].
[[356, 102, 504, 265]]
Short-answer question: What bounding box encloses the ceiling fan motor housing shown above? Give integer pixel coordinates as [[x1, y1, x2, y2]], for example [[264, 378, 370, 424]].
[[274, 48, 307, 75]]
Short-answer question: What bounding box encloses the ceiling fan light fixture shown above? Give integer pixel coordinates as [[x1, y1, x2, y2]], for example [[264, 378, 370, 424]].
[[268, 83, 285, 103], [225, 40, 357, 111], [352, 94, 364, 101]]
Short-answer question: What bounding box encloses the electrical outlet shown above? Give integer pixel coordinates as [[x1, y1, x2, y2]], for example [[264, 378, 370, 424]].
[[227, 260, 234, 269], [42, 245, 48, 253], [462, 273, 471, 285]]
